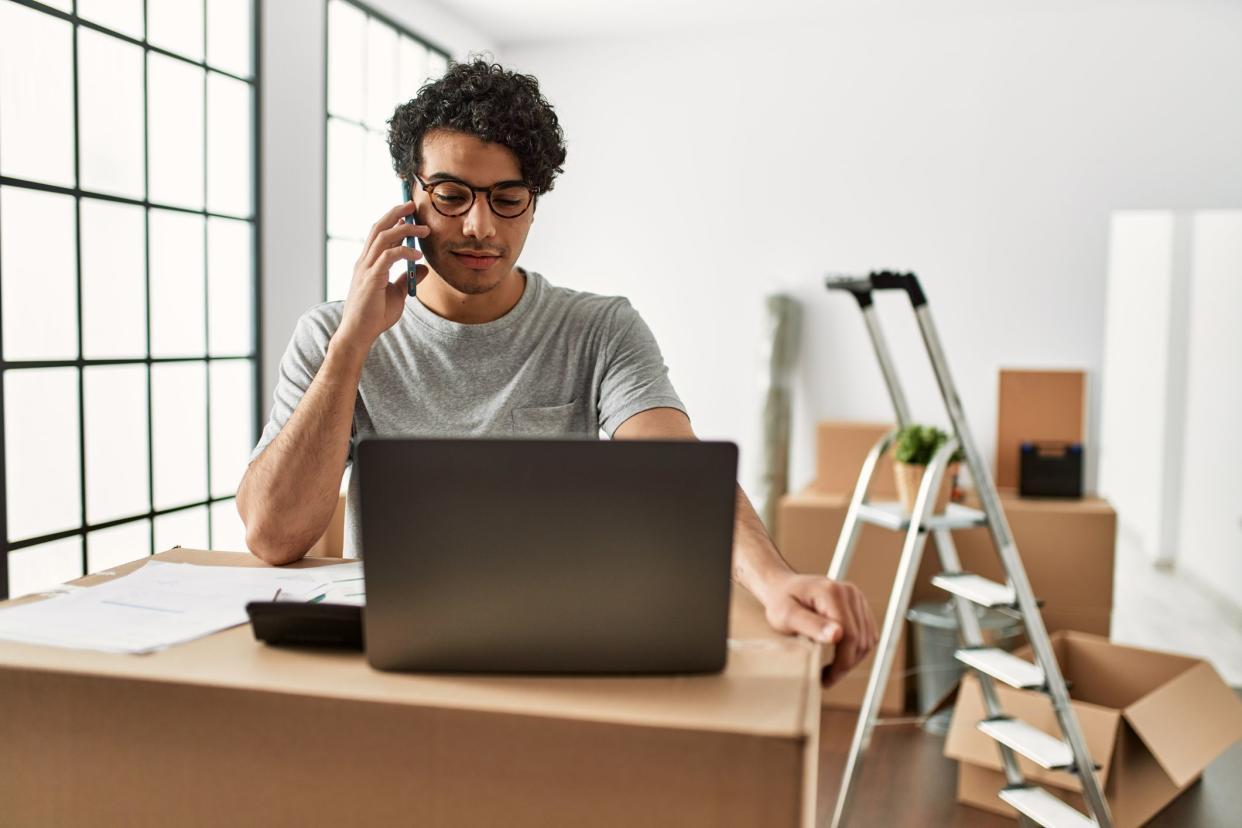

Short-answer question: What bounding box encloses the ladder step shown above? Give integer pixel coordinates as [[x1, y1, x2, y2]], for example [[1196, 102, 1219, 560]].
[[933, 572, 1016, 607], [998, 785, 1097, 828], [956, 647, 1045, 689], [978, 717, 1074, 770], [855, 501, 987, 531]]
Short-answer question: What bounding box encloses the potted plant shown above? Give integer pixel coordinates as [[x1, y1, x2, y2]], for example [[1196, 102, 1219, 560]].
[[893, 424, 964, 514]]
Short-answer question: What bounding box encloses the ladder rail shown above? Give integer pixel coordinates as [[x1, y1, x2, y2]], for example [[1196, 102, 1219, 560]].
[[827, 430, 898, 582], [828, 439, 958, 828], [910, 299, 1114, 827]]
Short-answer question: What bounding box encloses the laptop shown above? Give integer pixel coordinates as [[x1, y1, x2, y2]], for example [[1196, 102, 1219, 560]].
[[356, 438, 738, 675]]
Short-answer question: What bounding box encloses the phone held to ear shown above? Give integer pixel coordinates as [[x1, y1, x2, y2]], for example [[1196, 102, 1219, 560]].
[[401, 178, 420, 297]]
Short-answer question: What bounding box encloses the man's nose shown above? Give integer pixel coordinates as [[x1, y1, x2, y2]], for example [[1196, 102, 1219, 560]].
[[461, 196, 496, 240]]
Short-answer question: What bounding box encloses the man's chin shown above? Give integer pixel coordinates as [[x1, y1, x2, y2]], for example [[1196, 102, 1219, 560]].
[[439, 263, 508, 296]]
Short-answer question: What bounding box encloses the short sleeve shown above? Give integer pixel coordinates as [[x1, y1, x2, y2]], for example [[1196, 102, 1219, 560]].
[[598, 299, 688, 436], [249, 304, 351, 464]]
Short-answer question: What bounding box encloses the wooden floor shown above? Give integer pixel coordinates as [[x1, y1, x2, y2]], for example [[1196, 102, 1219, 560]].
[[816, 703, 1242, 827]]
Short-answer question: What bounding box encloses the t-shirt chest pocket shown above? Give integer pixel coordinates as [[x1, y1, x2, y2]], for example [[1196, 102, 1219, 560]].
[[512, 401, 579, 436]]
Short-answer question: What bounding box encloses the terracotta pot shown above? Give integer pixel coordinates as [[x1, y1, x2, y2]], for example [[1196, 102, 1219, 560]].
[[894, 461, 959, 515]]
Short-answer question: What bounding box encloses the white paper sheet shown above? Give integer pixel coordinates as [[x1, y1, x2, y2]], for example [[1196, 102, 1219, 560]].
[[0, 560, 364, 654]]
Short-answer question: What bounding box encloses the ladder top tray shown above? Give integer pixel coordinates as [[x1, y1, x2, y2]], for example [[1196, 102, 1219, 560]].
[[855, 501, 987, 532]]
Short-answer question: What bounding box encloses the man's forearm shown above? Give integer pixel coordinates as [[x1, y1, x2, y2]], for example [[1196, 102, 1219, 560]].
[[731, 485, 797, 605], [237, 335, 369, 564]]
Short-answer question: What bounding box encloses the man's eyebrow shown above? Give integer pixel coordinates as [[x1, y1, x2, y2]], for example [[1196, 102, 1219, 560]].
[[424, 171, 531, 189]]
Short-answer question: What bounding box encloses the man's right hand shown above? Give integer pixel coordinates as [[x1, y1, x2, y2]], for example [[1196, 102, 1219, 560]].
[[337, 200, 429, 350]]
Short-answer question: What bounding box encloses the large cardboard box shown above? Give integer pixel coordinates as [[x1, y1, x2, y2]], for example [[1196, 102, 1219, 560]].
[[0, 549, 824, 827], [811, 421, 897, 497], [946, 632, 1242, 827], [952, 493, 1116, 631], [996, 369, 1086, 491]]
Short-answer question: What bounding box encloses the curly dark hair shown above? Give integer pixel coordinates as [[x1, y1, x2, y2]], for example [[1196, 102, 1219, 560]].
[[387, 57, 567, 195]]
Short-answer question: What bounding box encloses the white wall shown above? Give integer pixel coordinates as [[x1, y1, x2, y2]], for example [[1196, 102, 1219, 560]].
[[1178, 212, 1242, 608], [503, 0, 1242, 497], [1099, 212, 1186, 566], [260, 0, 496, 404]]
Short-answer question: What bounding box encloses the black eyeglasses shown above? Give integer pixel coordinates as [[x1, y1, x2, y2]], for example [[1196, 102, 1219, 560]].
[[412, 173, 535, 219]]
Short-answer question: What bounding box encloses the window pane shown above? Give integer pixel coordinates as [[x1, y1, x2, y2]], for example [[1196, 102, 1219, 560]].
[[150, 208, 206, 357], [0, 187, 78, 361], [207, 72, 252, 216], [155, 505, 209, 553], [81, 199, 147, 359], [207, 217, 253, 355], [8, 536, 83, 599], [427, 50, 448, 81], [365, 17, 398, 131], [84, 365, 150, 525], [0, 3, 75, 187], [326, 0, 365, 122], [207, 0, 252, 77], [209, 360, 253, 498], [78, 0, 144, 42], [210, 499, 247, 553], [87, 520, 151, 574], [78, 29, 145, 200], [148, 53, 205, 210], [152, 362, 207, 509], [326, 117, 366, 240], [364, 130, 398, 228], [5, 368, 80, 542], [397, 36, 428, 102], [148, 0, 205, 62], [326, 237, 358, 302]]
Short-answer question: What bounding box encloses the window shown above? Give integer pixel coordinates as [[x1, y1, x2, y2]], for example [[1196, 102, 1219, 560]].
[[324, 0, 448, 301], [0, 0, 260, 599]]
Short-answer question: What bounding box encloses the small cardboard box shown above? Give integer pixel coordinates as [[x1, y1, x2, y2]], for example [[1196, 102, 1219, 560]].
[[946, 632, 1242, 827], [996, 369, 1086, 491], [810, 421, 897, 497]]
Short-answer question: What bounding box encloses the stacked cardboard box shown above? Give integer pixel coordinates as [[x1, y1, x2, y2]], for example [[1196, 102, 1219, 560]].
[[776, 420, 1117, 712], [945, 632, 1242, 827]]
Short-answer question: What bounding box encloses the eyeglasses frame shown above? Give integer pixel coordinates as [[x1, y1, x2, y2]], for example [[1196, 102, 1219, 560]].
[[411, 173, 535, 219]]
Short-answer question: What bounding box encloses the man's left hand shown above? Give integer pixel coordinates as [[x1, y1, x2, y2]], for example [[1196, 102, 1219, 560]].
[[759, 573, 879, 686]]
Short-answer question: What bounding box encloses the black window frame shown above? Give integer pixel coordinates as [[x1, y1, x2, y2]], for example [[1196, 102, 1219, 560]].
[[0, 0, 264, 599], [322, 0, 450, 302]]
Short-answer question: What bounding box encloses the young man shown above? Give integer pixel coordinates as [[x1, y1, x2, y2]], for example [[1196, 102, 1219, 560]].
[[237, 59, 876, 683]]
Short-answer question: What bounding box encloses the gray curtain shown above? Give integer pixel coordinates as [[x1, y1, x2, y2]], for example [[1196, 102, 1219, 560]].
[[756, 294, 802, 531]]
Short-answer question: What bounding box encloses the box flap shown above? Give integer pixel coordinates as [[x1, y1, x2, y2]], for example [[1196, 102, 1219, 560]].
[[1123, 659, 1242, 787], [945, 673, 1121, 791]]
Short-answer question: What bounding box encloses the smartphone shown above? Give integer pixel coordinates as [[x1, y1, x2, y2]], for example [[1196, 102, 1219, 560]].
[[400, 178, 420, 297]]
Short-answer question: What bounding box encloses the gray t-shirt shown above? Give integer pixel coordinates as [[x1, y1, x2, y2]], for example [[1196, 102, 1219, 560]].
[[250, 270, 687, 556]]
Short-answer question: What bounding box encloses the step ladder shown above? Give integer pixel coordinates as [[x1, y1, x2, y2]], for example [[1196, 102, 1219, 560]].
[[821, 272, 1112, 828]]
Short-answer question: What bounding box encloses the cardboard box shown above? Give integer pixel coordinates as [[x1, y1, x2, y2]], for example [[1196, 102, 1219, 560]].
[[0, 548, 823, 827], [946, 632, 1242, 827], [996, 369, 1085, 491], [811, 421, 897, 498], [777, 489, 914, 713], [952, 493, 1116, 626]]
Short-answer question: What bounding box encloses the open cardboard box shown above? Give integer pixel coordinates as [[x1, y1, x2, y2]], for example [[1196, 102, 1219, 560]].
[[945, 631, 1242, 827]]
